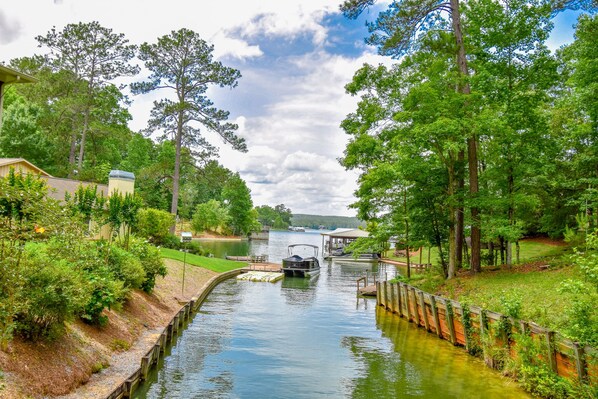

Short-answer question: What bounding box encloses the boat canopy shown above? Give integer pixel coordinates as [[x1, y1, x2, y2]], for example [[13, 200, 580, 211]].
[[320, 228, 369, 239]]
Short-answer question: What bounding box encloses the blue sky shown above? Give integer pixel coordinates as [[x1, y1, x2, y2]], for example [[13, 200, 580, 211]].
[[0, 1, 587, 216]]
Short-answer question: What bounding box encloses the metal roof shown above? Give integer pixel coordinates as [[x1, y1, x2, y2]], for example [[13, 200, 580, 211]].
[[321, 228, 369, 238], [0, 65, 37, 84]]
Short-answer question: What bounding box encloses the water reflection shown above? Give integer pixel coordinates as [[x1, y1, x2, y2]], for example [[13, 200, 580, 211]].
[[135, 231, 530, 399]]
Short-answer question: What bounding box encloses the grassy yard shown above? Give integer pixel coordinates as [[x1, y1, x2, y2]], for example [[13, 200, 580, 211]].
[[385, 238, 568, 267], [434, 265, 583, 332], [389, 238, 588, 338], [160, 248, 247, 273]]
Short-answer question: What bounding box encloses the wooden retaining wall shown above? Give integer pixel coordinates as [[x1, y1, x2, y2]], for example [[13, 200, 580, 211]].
[[105, 269, 244, 399], [376, 281, 597, 385]]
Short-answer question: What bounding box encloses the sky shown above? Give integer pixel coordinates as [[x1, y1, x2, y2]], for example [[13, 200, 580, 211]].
[[0, 1, 584, 217]]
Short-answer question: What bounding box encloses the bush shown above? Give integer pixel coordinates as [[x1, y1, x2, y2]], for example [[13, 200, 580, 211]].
[[105, 246, 145, 289], [16, 247, 90, 340], [127, 237, 167, 293], [81, 268, 126, 326], [161, 233, 182, 250], [135, 208, 174, 244]]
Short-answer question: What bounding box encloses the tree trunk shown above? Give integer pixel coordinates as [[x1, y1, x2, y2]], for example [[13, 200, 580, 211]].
[[170, 111, 184, 234], [489, 241, 494, 267], [516, 240, 520, 264], [447, 158, 457, 279], [68, 128, 78, 178], [450, 0, 480, 273], [404, 189, 411, 279], [456, 150, 465, 269], [77, 107, 90, 171]]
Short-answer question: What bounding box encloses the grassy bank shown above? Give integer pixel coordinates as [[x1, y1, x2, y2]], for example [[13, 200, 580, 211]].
[[386, 238, 568, 266], [160, 248, 246, 272]]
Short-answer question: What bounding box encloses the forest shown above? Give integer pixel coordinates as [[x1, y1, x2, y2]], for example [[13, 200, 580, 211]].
[[339, 0, 598, 278], [0, 24, 261, 237]]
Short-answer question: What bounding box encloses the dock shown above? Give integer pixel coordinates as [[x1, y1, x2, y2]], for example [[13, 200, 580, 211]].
[[244, 262, 282, 272], [237, 270, 284, 283]]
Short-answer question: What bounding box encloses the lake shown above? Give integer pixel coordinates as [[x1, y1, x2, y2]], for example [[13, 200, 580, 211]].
[[133, 230, 530, 398]]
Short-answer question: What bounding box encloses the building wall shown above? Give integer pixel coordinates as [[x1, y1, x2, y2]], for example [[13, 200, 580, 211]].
[[0, 161, 39, 177]]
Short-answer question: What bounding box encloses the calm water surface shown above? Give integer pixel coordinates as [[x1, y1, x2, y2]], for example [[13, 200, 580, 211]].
[[134, 231, 530, 398]]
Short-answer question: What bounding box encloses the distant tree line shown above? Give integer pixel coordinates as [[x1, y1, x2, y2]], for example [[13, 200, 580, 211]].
[[291, 214, 363, 230]]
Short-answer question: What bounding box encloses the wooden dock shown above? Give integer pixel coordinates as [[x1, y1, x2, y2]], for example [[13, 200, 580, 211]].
[[244, 262, 282, 272]]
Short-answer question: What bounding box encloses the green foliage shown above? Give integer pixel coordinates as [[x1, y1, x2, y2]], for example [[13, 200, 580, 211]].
[[15, 246, 90, 340], [222, 173, 260, 236], [105, 192, 142, 248], [191, 200, 230, 234], [131, 28, 244, 218], [291, 214, 363, 230], [127, 237, 167, 293], [135, 208, 174, 244], [81, 270, 125, 326], [104, 245, 145, 290]]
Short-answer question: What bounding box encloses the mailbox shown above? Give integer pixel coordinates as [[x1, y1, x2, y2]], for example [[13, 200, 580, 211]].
[[180, 232, 192, 243]]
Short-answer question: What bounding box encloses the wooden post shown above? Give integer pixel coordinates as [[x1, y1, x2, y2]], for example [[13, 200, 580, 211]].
[[403, 284, 412, 321], [397, 283, 404, 317], [411, 288, 421, 326], [383, 281, 388, 309], [460, 306, 471, 351], [444, 299, 457, 345], [572, 342, 587, 382], [376, 282, 381, 306], [479, 310, 487, 337], [140, 356, 151, 380], [418, 291, 430, 331], [544, 330, 558, 373], [430, 295, 442, 337], [389, 282, 396, 313]]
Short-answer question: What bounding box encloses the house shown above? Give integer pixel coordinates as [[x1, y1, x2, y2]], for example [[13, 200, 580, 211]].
[[0, 158, 135, 239], [0, 158, 134, 199]]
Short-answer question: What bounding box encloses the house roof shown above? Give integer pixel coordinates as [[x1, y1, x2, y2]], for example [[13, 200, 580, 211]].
[[41, 176, 108, 202], [0, 158, 52, 177], [321, 228, 369, 239], [0, 65, 37, 84]]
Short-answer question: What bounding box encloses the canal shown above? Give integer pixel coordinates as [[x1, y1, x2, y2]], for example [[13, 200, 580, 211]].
[[134, 230, 530, 398]]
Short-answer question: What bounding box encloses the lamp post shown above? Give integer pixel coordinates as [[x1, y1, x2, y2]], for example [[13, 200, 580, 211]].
[[180, 232, 192, 296]]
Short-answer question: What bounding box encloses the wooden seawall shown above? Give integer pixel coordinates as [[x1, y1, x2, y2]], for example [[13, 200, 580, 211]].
[[376, 280, 597, 386], [105, 269, 244, 399]]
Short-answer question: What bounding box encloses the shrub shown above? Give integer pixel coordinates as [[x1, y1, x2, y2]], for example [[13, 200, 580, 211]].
[[16, 247, 90, 340], [105, 246, 145, 289], [81, 269, 126, 326], [127, 237, 167, 293], [135, 208, 174, 244], [161, 233, 182, 250]]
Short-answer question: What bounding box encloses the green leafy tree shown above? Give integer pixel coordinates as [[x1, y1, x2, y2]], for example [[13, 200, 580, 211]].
[[36, 21, 138, 174], [191, 199, 230, 234], [132, 28, 246, 229], [222, 173, 260, 236], [0, 90, 54, 167], [341, 0, 482, 274], [135, 208, 174, 244]]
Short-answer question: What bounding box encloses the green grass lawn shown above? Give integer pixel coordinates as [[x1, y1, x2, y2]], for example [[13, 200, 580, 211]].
[[385, 239, 568, 267], [160, 248, 247, 273], [436, 265, 582, 332]]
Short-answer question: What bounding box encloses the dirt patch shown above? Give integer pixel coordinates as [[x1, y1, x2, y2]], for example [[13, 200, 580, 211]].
[[0, 259, 216, 399]]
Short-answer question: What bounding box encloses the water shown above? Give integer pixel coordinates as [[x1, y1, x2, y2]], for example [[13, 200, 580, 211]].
[[197, 229, 327, 262], [134, 231, 530, 399]]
